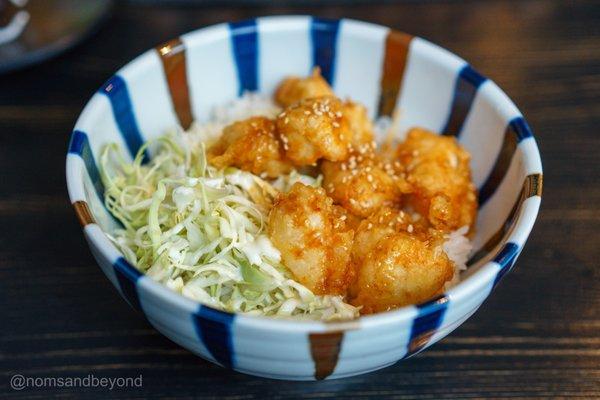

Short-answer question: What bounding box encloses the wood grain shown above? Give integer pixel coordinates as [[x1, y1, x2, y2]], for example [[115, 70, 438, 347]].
[[0, 0, 599, 398]]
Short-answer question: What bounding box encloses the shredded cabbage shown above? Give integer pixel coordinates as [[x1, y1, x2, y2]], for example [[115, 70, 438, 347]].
[[99, 132, 358, 321]]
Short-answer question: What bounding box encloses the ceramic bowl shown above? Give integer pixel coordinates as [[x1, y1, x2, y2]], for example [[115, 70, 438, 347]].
[[66, 16, 542, 380]]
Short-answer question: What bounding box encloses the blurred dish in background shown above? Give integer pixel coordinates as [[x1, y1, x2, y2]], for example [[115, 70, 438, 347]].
[[0, 0, 112, 74], [0, 0, 30, 45]]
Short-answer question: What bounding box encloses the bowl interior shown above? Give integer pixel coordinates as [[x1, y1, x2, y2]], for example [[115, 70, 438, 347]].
[[67, 16, 542, 319]]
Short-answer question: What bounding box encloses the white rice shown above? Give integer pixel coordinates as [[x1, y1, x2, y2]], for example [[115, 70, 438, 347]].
[[443, 226, 473, 288], [180, 92, 472, 289]]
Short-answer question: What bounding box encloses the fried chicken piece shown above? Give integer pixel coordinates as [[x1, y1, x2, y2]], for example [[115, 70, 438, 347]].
[[396, 128, 477, 232], [351, 231, 453, 314], [320, 104, 411, 219], [351, 208, 429, 265], [275, 68, 374, 151], [274, 68, 334, 107], [322, 151, 403, 218], [276, 96, 352, 166], [207, 116, 293, 178], [267, 183, 354, 295], [349, 208, 453, 314]]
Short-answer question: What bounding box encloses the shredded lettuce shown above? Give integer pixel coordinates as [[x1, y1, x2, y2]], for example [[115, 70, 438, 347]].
[[99, 132, 358, 320]]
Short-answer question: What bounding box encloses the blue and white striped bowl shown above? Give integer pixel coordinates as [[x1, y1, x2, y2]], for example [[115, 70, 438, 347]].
[[66, 16, 542, 380]]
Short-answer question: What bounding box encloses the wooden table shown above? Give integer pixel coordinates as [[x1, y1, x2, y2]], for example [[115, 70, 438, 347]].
[[1, 0, 598, 398]]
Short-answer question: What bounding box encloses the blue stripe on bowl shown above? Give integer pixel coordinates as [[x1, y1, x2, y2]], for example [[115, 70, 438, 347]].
[[192, 306, 235, 368], [68, 130, 105, 201], [404, 295, 449, 358], [479, 116, 534, 206], [509, 116, 533, 142], [114, 257, 143, 312], [310, 17, 340, 86], [99, 75, 150, 164], [442, 65, 487, 137], [493, 242, 520, 287], [229, 19, 259, 95]]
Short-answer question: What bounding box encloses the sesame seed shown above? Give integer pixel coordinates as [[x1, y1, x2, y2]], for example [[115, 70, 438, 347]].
[[407, 224, 414, 233], [332, 122, 340, 128], [448, 153, 458, 168], [367, 223, 373, 229], [304, 110, 311, 115]]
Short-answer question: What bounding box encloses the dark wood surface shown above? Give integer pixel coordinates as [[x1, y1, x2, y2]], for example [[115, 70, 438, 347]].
[[1, 0, 599, 398]]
